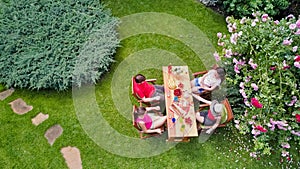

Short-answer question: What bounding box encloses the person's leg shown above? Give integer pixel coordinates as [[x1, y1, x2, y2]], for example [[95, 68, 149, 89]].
[[154, 85, 164, 93], [191, 78, 202, 94], [196, 112, 205, 123], [151, 91, 166, 113], [152, 116, 167, 129]]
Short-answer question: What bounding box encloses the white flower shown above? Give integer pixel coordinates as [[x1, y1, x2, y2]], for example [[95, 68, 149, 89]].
[[240, 17, 246, 24], [292, 46, 298, 52], [289, 24, 297, 30]]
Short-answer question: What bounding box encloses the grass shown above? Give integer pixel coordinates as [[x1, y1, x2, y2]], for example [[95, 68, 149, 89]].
[[0, 0, 299, 168]]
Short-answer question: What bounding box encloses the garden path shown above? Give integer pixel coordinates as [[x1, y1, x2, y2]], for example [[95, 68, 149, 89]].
[[1, 88, 82, 169]]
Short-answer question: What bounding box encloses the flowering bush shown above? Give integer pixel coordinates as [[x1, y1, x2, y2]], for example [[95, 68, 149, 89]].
[[215, 12, 300, 161]]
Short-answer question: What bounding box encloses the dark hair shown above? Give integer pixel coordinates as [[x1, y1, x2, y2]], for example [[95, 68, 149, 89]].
[[134, 74, 146, 83], [216, 67, 226, 83], [134, 107, 146, 120]]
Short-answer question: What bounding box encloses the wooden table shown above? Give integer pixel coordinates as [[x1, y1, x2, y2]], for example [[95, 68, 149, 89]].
[[162, 65, 198, 142]]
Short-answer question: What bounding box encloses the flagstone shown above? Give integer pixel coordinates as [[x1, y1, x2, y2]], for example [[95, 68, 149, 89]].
[[44, 124, 63, 146], [0, 88, 14, 101], [32, 113, 49, 126], [9, 98, 33, 115], [61, 146, 82, 169]]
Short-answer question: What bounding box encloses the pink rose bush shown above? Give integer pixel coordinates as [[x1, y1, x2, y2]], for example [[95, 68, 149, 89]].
[[216, 13, 300, 162]]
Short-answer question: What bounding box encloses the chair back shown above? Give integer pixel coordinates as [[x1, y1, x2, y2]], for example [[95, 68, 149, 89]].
[[222, 98, 234, 124]]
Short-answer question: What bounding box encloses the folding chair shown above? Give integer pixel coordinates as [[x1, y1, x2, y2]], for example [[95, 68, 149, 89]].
[[198, 98, 234, 129], [131, 76, 157, 107], [131, 105, 163, 139]]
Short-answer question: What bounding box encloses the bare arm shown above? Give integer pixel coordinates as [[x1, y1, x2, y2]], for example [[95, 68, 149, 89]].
[[206, 116, 221, 134], [192, 93, 212, 105], [201, 84, 218, 91], [141, 96, 160, 102]]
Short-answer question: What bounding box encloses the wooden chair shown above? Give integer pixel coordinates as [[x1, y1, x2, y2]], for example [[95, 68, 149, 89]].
[[198, 98, 234, 129], [192, 64, 222, 100], [131, 76, 157, 107], [131, 105, 163, 139]]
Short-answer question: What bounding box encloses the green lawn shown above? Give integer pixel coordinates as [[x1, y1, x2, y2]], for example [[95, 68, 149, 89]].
[[0, 0, 298, 168]]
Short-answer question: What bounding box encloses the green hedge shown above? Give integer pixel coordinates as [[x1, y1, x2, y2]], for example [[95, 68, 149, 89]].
[[0, 0, 119, 90], [222, 0, 290, 18]]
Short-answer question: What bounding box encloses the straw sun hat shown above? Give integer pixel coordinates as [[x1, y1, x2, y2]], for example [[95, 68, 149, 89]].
[[210, 100, 223, 117]]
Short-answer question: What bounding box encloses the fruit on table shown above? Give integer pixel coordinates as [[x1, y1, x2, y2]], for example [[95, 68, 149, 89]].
[[168, 77, 176, 89]]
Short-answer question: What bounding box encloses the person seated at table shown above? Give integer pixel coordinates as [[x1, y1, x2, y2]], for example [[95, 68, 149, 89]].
[[134, 106, 167, 134], [192, 93, 222, 134], [133, 74, 165, 106], [190, 67, 226, 95]]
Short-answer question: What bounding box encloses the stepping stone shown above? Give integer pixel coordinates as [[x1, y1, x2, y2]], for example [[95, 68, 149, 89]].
[[44, 124, 63, 146], [9, 98, 33, 115], [61, 146, 82, 169], [0, 88, 14, 101], [31, 113, 49, 126]]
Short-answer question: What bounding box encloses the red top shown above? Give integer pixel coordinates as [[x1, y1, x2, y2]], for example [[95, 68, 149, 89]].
[[207, 110, 216, 121], [133, 81, 155, 98]]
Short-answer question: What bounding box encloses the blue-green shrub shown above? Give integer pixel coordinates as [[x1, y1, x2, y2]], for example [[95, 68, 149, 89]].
[[0, 0, 119, 90]]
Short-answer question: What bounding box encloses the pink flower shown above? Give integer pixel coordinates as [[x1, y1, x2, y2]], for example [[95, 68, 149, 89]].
[[296, 19, 300, 28], [225, 16, 231, 23], [261, 14, 268, 22], [281, 142, 290, 149], [292, 46, 298, 52], [251, 98, 263, 108], [234, 65, 240, 74], [291, 130, 300, 136], [296, 114, 300, 123], [283, 60, 290, 70], [248, 59, 257, 69], [217, 32, 222, 39], [251, 21, 256, 27], [274, 20, 280, 25], [294, 62, 300, 68], [256, 125, 267, 132], [213, 52, 220, 61], [278, 125, 288, 131], [217, 41, 224, 46], [281, 150, 289, 157], [251, 83, 259, 91], [225, 49, 233, 58], [295, 55, 300, 62], [232, 22, 237, 30], [233, 58, 245, 66], [244, 99, 250, 107], [239, 82, 244, 89], [295, 29, 300, 35], [286, 14, 295, 19], [283, 39, 293, 45], [250, 152, 257, 158], [270, 66, 276, 71], [289, 24, 297, 30], [227, 23, 234, 32], [230, 33, 238, 45], [287, 96, 297, 106], [251, 128, 261, 137], [240, 17, 246, 24], [245, 76, 252, 82], [268, 120, 275, 131]]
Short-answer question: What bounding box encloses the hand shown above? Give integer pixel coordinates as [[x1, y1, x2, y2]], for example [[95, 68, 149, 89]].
[[154, 96, 160, 101], [206, 129, 212, 134], [153, 106, 160, 111]]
